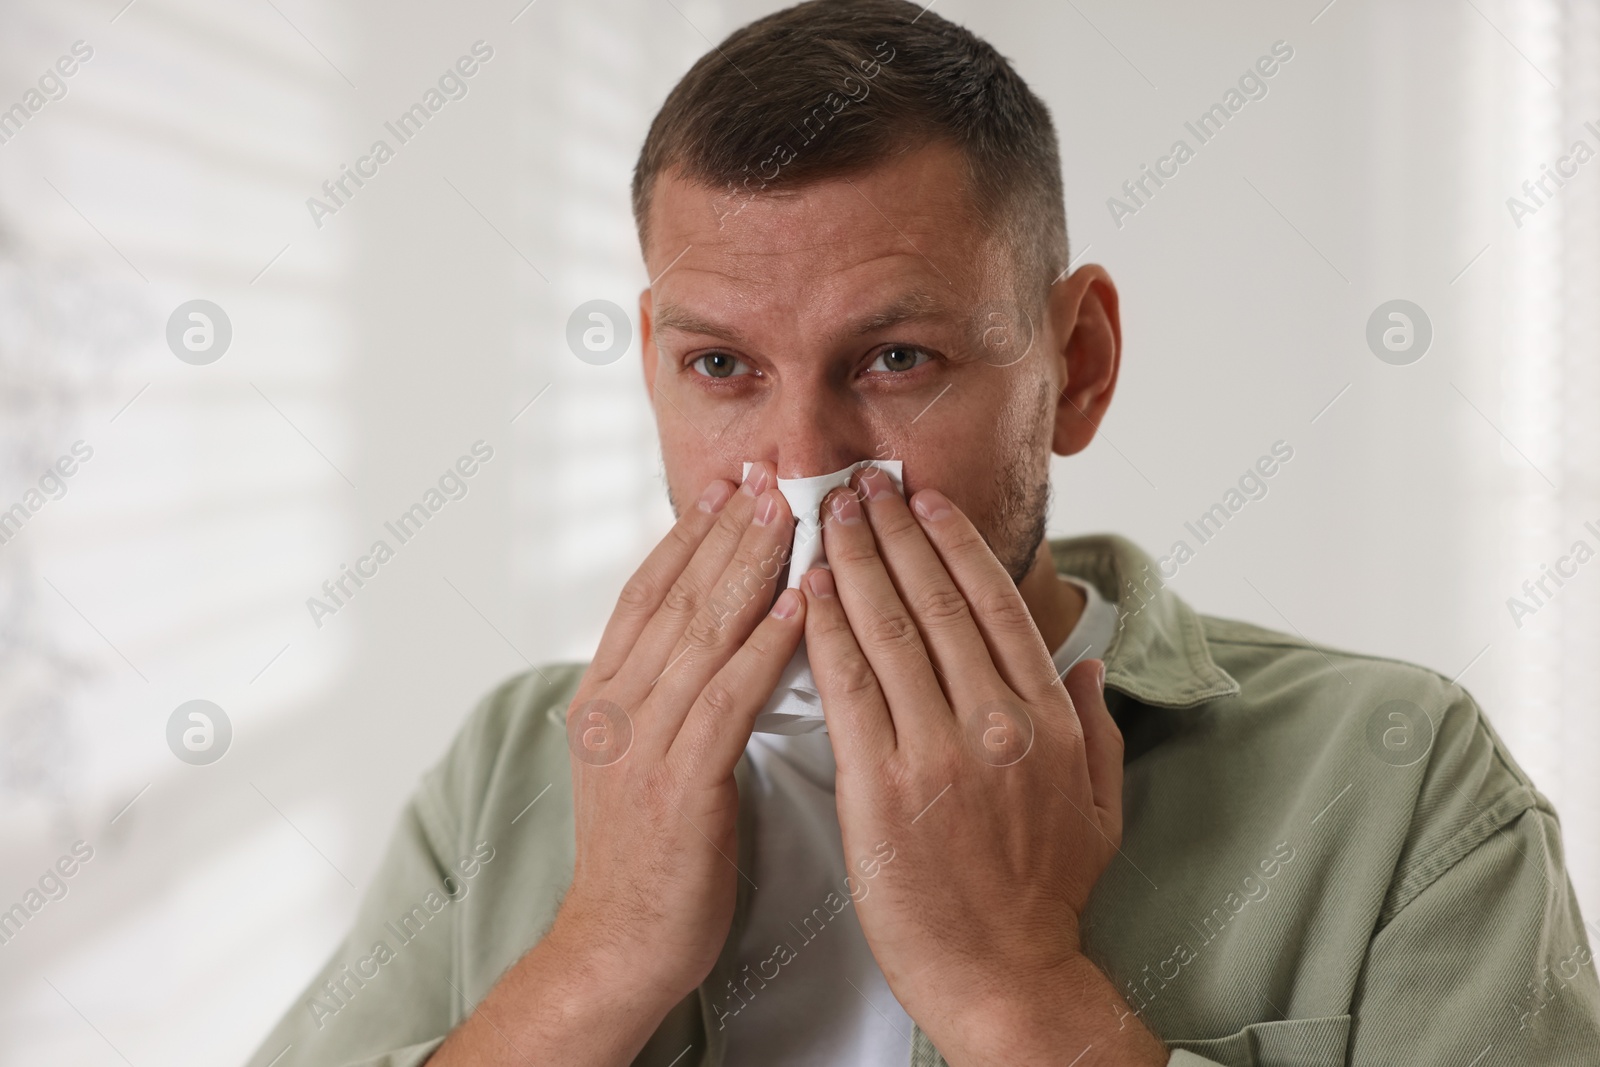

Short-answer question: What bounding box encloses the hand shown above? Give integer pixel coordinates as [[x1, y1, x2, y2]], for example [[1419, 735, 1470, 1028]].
[[434, 463, 805, 1067], [800, 466, 1165, 1065], [556, 461, 803, 1000]]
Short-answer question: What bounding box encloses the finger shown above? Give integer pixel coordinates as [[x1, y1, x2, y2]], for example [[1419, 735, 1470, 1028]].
[[907, 487, 1058, 700], [646, 485, 796, 740], [615, 463, 777, 694], [1063, 659, 1124, 842], [801, 568, 896, 768], [669, 587, 807, 781], [853, 466, 1003, 714], [820, 486, 952, 742], [589, 475, 736, 683]]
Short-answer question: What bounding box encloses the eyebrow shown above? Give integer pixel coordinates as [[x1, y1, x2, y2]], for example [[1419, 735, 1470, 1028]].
[[654, 304, 747, 344], [654, 289, 953, 346], [850, 289, 950, 335]]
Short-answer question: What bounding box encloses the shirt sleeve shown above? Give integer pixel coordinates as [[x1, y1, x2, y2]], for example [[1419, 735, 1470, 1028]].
[[242, 796, 464, 1067], [1162, 801, 1599, 1067], [1346, 801, 1600, 1065], [241, 667, 558, 1067], [1164, 679, 1600, 1067]]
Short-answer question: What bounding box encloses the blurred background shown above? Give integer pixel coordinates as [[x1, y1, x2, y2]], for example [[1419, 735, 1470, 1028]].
[[1, 0, 1596, 1062]]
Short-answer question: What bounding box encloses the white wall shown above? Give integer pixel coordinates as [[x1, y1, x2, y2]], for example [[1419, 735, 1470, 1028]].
[[0, 0, 1594, 1062]]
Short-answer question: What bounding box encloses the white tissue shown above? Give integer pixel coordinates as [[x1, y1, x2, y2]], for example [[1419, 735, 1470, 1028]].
[[743, 459, 904, 735]]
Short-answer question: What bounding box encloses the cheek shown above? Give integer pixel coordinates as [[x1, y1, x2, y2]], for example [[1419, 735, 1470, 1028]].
[[992, 373, 1053, 452], [954, 373, 1054, 530], [655, 399, 746, 510], [932, 365, 1049, 458], [886, 372, 1047, 507]]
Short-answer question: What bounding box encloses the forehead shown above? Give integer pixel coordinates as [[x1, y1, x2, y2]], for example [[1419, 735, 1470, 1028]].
[[643, 143, 1013, 319]]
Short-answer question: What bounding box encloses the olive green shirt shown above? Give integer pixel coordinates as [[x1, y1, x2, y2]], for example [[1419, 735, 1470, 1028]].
[[248, 535, 1600, 1067]]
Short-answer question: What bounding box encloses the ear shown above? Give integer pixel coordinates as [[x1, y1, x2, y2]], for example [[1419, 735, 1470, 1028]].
[[638, 286, 657, 394], [1046, 265, 1122, 457]]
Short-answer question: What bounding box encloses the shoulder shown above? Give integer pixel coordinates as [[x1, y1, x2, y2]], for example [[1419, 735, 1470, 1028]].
[[1201, 613, 1496, 727], [1194, 614, 1548, 909], [1196, 612, 1534, 795]]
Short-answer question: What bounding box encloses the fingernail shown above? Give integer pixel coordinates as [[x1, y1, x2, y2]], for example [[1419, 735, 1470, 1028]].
[[912, 489, 952, 522], [828, 489, 862, 525], [754, 491, 779, 526], [1095, 660, 1107, 689], [861, 467, 896, 502], [771, 588, 799, 619], [805, 568, 836, 598], [742, 464, 771, 497], [697, 480, 733, 514]]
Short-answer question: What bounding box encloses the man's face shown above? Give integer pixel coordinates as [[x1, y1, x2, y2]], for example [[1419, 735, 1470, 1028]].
[[639, 142, 1065, 581]]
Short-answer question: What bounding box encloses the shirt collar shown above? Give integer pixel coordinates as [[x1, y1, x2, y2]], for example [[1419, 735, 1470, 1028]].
[[1050, 534, 1240, 709]]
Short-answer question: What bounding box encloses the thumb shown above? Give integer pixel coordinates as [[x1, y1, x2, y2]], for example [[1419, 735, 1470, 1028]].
[[1062, 658, 1124, 842]]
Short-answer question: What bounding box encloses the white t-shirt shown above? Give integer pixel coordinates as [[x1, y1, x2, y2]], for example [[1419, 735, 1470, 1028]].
[[724, 576, 1118, 1065]]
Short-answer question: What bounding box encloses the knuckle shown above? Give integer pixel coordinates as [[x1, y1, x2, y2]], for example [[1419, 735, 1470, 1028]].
[[834, 655, 880, 701], [660, 581, 700, 623], [942, 519, 986, 554], [682, 609, 724, 652], [809, 595, 854, 635], [725, 545, 771, 599], [915, 582, 972, 627], [973, 587, 1035, 635], [723, 572, 768, 620], [696, 679, 739, 721], [616, 573, 661, 615], [873, 502, 921, 538], [666, 517, 702, 556], [828, 534, 879, 567], [752, 539, 791, 583], [861, 608, 920, 649]]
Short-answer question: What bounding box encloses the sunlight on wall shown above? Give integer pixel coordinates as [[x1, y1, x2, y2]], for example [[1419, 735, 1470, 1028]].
[[0, 0, 351, 1062], [1499, 0, 1600, 910]]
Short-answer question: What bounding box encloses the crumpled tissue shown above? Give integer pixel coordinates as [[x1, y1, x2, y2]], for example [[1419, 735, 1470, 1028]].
[[745, 459, 904, 735]]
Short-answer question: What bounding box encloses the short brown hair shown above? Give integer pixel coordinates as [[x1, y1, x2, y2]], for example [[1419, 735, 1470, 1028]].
[[631, 0, 1069, 302]]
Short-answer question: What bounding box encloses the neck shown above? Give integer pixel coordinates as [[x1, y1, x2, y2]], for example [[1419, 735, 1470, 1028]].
[[1018, 538, 1084, 655]]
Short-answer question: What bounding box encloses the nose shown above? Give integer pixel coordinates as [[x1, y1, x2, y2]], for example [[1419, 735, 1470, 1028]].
[[756, 378, 875, 480]]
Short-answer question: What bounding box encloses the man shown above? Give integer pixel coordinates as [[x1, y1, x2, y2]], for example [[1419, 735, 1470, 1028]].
[[251, 2, 1600, 1064]]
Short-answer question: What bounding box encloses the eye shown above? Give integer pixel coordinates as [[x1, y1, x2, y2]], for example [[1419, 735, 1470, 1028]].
[[868, 345, 931, 374], [691, 352, 750, 379]]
